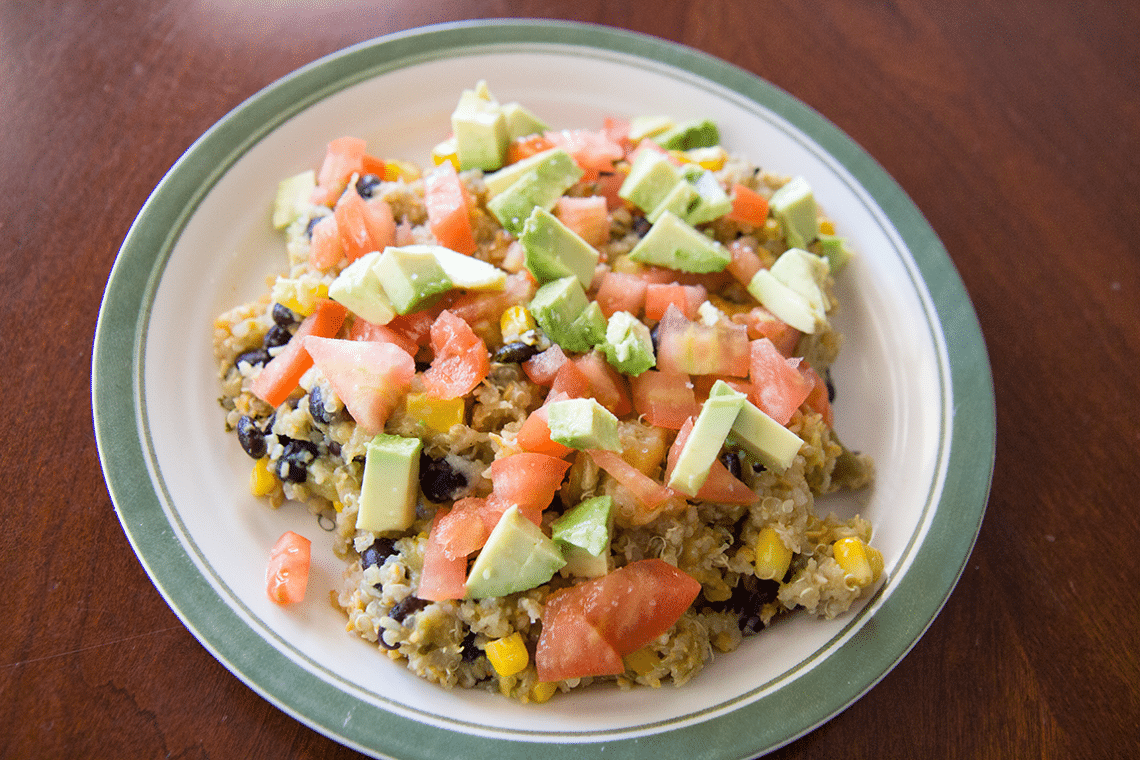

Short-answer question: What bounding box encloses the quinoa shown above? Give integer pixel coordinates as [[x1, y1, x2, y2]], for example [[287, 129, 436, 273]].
[[214, 98, 877, 704]]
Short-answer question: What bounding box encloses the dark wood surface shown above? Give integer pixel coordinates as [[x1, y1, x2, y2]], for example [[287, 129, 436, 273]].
[[4, 1, 1138, 757]]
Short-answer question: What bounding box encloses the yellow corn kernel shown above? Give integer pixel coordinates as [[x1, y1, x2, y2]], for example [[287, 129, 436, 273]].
[[819, 219, 836, 236], [833, 536, 875, 588], [250, 457, 277, 496], [332, 499, 344, 513], [530, 681, 558, 704], [485, 632, 529, 677], [754, 526, 793, 581], [431, 137, 459, 168], [686, 146, 728, 171], [406, 392, 465, 432], [383, 159, 421, 182], [499, 305, 536, 344], [624, 646, 659, 677]]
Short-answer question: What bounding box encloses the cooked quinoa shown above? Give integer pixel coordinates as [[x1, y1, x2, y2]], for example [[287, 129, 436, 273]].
[[213, 97, 876, 704]]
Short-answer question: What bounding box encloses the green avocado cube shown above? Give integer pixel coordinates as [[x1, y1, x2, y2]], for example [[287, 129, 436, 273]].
[[647, 179, 701, 224], [618, 149, 682, 214], [655, 118, 720, 151], [357, 434, 422, 533], [628, 115, 674, 142], [546, 397, 622, 451], [769, 176, 819, 249], [564, 300, 607, 353], [714, 382, 804, 473], [667, 380, 745, 496], [551, 495, 614, 578], [628, 211, 731, 273], [602, 310, 656, 376], [818, 234, 853, 273], [464, 505, 566, 599], [373, 247, 453, 315], [328, 250, 397, 325], [486, 149, 583, 235], [451, 83, 509, 171], [529, 276, 591, 352], [501, 101, 549, 140], [519, 206, 600, 288], [272, 170, 316, 230]]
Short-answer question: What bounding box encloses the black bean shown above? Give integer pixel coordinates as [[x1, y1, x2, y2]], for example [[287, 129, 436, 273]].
[[263, 324, 292, 350], [724, 575, 781, 636], [275, 440, 318, 483], [389, 596, 428, 624], [271, 303, 298, 327], [414, 360, 432, 373], [649, 321, 661, 353], [719, 450, 743, 481], [355, 173, 383, 199], [361, 537, 397, 570], [419, 453, 469, 503], [632, 215, 652, 237], [308, 385, 334, 424], [236, 415, 267, 459], [824, 367, 836, 403], [492, 341, 539, 364], [305, 216, 323, 239], [234, 348, 272, 370], [460, 628, 481, 663]]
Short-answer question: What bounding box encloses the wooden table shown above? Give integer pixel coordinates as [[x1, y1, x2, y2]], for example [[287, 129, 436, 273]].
[[5, 1, 1137, 757]]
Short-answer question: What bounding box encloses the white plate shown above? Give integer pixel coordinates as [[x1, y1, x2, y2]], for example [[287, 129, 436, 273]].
[[93, 19, 994, 759]]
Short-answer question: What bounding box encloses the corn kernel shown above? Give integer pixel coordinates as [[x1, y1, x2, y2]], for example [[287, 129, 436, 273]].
[[686, 146, 728, 171], [530, 681, 558, 703], [485, 632, 529, 677], [332, 500, 344, 513], [624, 647, 659, 677], [819, 219, 836, 236], [406, 392, 465, 432], [499, 305, 536, 344], [384, 159, 421, 182], [754, 526, 793, 581], [833, 537, 875, 588], [431, 137, 459, 168], [250, 457, 277, 496]]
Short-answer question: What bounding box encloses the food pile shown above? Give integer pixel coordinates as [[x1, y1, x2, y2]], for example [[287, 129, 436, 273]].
[[215, 82, 877, 702]]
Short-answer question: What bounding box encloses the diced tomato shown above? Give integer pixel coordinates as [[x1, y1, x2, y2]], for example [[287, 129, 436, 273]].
[[690, 374, 752, 403], [506, 134, 556, 165], [748, 337, 813, 425], [535, 559, 701, 681], [643, 283, 708, 321], [629, 369, 700, 430], [308, 215, 343, 270], [433, 497, 490, 560], [725, 183, 770, 227], [360, 153, 386, 178], [655, 305, 750, 377], [800, 363, 834, 428], [422, 310, 490, 400], [545, 129, 624, 182], [311, 136, 367, 206], [302, 336, 415, 434], [266, 531, 311, 605], [333, 186, 397, 264], [587, 449, 681, 524], [516, 403, 574, 458], [553, 195, 609, 248], [535, 602, 625, 682], [594, 271, 648, 318], [424, 162, 476, 255], [591, 168, 629, 211], [250, 299, 348, 408], [665, 418, 756, 505], [417, 508, 468, 601], [385, 309, 436, 349], [574, 351, 633, 416], [347, 317, 420, 357], [443, 272, 536, 337], [601, 116, 632, 154], [548, 358, 592, 400], [489, 452, 572, 525], [731, 306, 801, 357], [364, 196, 397, 252], [726, 238, 764, 286], [522, 345, 568, 386]]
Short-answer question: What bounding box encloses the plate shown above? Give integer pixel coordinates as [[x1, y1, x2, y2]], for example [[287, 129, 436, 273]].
[[92, 19, 995, 760]]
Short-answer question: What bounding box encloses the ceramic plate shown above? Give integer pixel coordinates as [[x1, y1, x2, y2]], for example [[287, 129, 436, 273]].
[[92, 19, 994, 760]]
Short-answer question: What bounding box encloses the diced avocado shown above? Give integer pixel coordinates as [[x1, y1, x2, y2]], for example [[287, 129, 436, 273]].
[[501, 101, 548, 140], [666, 380, 745, 496], [628, 211, 732, 273], [328, 250, 397, 325], [529, 276, 595, 352], [618, 149, 682, 214], [748, 247, 831, 334], [373, 247, 453, 315], [628, 115, 674, 143], [519, 206, 600, 287], [712, 382, 804, 473], [551, 495, 614, 578], [486, 149, 583, 234], [451, 82, 509, 171], [272, 170, 316, 230], [464, 505, 566, 599], [565, 300, 607, 353], [684, 169, 734, 225], [769, 176, 819, 249], [546, 397, 622, 451], [656, 118, 720, 151], [396, 244, 507, 290], [818, 234, 853, 273], [483, 147, 560, 197], [357, 434, 422, 533], [602, 310, 656, 376], [647, 179, 701, 224]]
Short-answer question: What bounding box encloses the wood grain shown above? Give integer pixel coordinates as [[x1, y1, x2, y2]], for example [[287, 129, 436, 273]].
[[3, 1, 1137, 757]]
